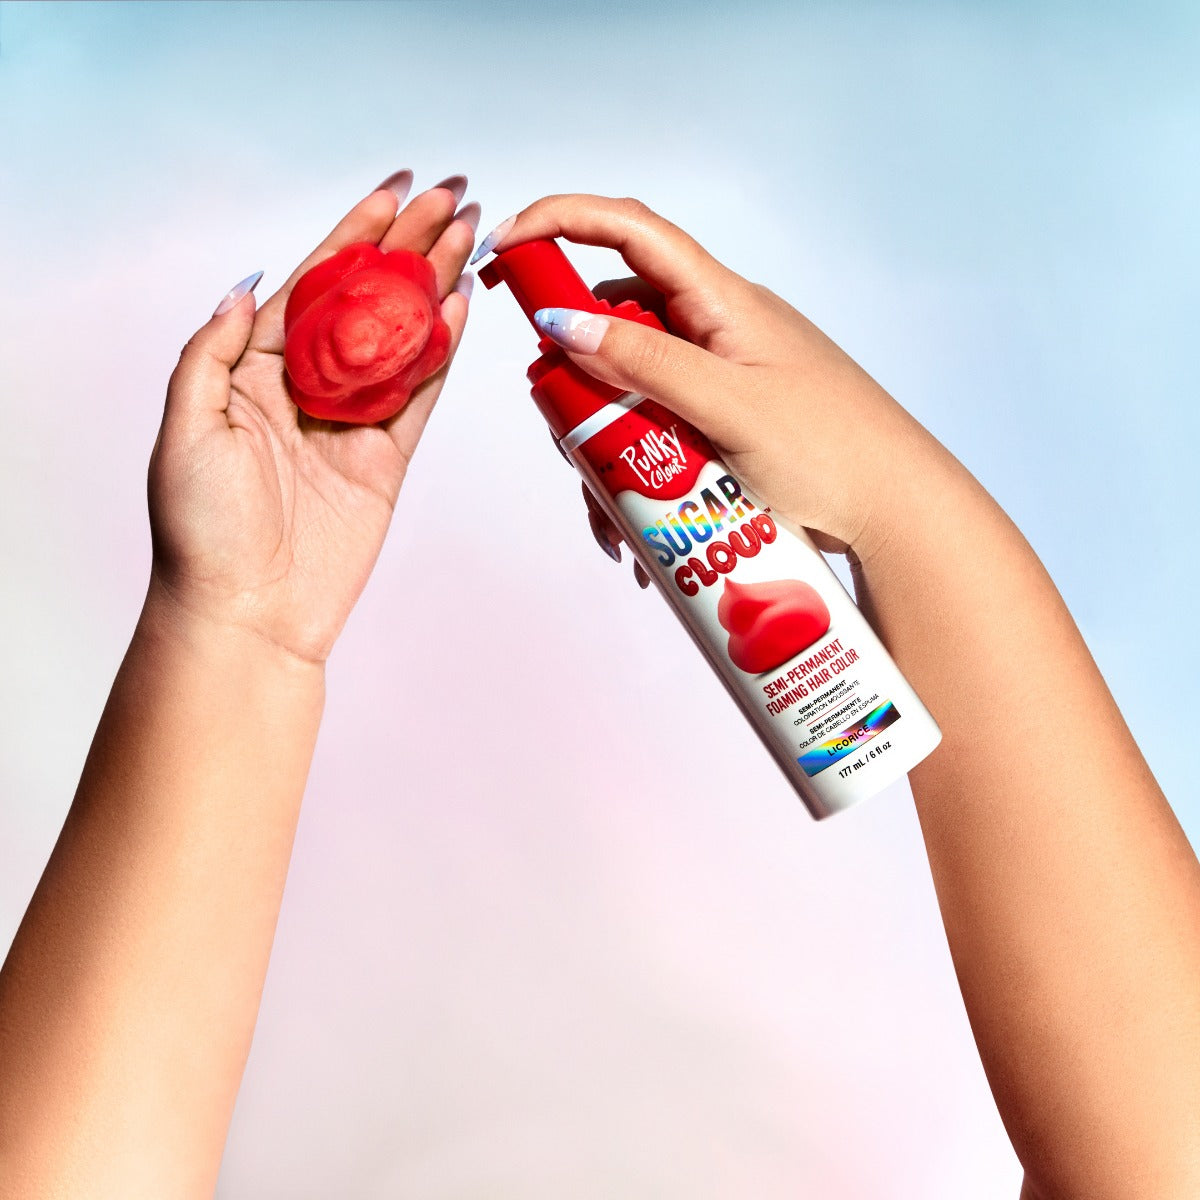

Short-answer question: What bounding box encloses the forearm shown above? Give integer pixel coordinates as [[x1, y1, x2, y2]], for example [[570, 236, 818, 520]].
[[853, 445, 1200, 1198], [0, 578, 325, 1198]]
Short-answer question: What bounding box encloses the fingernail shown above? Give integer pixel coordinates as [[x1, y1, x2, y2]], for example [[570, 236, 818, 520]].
[[534, 308, 610, 355], [453, 200, 482, 233], [469, 213, 515, 264], [213, 270, 263, 317], [634, 561, 651, 589], [453, 271, 475, 300], [589, 511, 621, 563], [432, 174, 468, 204], [376, 168, 414, 209]]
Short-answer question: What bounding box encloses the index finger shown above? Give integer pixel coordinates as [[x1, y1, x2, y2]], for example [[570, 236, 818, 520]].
[[472, 194, 731, 301]]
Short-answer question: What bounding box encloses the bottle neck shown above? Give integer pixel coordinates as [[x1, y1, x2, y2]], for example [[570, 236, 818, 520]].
[[558, 392, 647, 453]]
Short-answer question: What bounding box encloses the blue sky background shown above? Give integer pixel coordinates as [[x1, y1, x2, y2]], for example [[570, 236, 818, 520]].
[[1, 2, 1197, 1196]]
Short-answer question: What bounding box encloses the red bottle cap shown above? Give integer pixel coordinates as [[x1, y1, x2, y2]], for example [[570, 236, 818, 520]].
[[479, 239, 665, 438]]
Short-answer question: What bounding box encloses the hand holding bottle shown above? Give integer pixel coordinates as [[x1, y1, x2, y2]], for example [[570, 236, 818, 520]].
[[475, 193, 956, 567], [477, 223, 942, 819]]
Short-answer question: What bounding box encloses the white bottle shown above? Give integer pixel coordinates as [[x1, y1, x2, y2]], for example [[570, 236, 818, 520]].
[[480, 239, 941, 819]]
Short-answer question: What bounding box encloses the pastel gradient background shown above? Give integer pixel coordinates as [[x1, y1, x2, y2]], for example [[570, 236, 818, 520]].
[[2, 2, 1197, 1196]]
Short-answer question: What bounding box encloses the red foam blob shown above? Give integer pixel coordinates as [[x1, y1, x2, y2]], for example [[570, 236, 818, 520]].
[[717, 577, 832, 674], [283, 242, 451, 425]]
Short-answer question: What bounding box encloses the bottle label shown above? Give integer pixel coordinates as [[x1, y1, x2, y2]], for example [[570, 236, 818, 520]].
[[567, 395, 939, 815]]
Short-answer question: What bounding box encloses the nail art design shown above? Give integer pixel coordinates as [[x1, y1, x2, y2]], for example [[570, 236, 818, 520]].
[[533, 307, 610, 355], [376, 168, 414, 208], [432, 174, 469, 204], [453, 271, 475, 300], [454, 200, 482, 233], [469, 213, 515, 264], [213, 270, 264, 317], [588, 511, 622, 563]]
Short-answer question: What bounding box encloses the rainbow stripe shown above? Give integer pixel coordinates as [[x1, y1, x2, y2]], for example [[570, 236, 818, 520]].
[[798, 701, 901, 777]]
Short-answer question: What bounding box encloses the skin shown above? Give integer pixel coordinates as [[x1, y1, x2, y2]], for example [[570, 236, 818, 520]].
[[0, 177, 475, 1197], [1, 187, 1196, 1197], [493, 195, 1200, 1200]]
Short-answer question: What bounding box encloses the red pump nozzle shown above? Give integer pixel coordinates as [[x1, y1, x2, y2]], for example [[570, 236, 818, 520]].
[[477, 239, 599, 330], [479, 238, 664, 437]]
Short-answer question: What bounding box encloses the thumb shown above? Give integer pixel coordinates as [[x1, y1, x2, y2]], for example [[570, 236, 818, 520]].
[[534, 307, 744, 446], [164, 270, 262, 430]]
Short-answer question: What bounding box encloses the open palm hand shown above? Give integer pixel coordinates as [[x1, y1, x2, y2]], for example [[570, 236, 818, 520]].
[[148, 175, 476, 664]]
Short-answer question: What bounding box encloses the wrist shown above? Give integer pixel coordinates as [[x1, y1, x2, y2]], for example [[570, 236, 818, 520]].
[[846, 422, 985, 571], [140, 572, 329, 685]]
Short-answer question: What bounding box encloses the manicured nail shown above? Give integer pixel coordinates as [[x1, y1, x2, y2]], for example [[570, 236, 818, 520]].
[[453, 201, 482, 233], [376, 168, 413, 208], [534, 308, 610, 355], [634, 560, 651, 589], [588, 511, 621, 563], [453, 271, 475, 300], [469, 213, 515, 264], [432, 174, 468, 204], [213, 270, 263, 317]]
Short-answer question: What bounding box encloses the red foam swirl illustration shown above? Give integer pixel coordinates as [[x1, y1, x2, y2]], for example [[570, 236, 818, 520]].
[[717, 578, 831, 674], [283, 242, 450, 425]]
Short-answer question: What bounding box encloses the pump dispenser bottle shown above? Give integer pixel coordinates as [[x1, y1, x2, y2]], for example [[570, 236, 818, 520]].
[[480, 240, 941, 819]]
